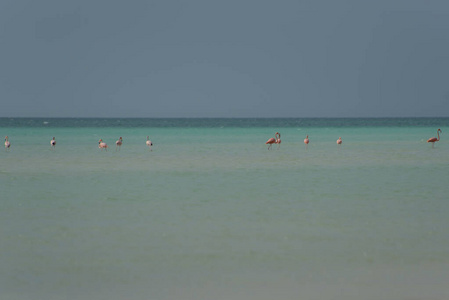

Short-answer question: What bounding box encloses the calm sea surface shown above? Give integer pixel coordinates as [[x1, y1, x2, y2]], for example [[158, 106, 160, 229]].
[[1, 118, 448, 300]]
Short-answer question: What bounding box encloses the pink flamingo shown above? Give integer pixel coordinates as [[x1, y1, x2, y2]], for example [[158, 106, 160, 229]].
[[146, 136, 153, 151], [50, 137, 56, 149], [427, 129, 442, 148], [115, 137, 123, 151], [336, 137, 342, 145], [5, 136, 10, 151], [98, 139, 108, 151], [275, 132, 281, 149], [304, 135, 309, 146], [265, 132, 281, 150], [265, 136, 276, 150]]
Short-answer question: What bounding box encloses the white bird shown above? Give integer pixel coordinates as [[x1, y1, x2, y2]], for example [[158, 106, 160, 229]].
[[146, 136, 153, 151], [51, 137, 56, 149]]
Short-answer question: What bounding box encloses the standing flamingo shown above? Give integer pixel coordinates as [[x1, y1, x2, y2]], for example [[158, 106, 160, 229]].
[[265, 132, 281, 150], [304, 135, 309, 148], [265, 137, 275, 150], [275, 132, 281, 149], [427, 129, 442, 148], [146, 136, 153, 151], [50, 137, 56, 149], [98, 139, 108, 151], [336, 137, 342, 145], [116, 137, 123, 151], [5, 136, 10, 151]]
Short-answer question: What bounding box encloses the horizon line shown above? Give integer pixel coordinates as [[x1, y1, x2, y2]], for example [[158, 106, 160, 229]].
[[1, 116, 448, 119]]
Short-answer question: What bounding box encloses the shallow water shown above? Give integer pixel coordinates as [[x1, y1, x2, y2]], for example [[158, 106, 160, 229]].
[[1, 118, 448, 300]]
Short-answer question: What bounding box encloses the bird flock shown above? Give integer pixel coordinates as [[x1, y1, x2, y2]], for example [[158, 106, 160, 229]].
[[264, 133, 329, 150], [3, 136, 154, 152], [265, 128, 443, 150], [97, 136, 153, 152], [3, 129, 443, 151]]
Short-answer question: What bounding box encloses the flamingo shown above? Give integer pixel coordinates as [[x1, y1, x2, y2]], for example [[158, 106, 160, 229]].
[[274, 132, 281, 149], [115, 137, 123, 151], [265, 132, 281, 150], [427, 129, 442, 148], [275, 132, 281, 149], [50, 137, 56, 149], [98, 139, 108, 151], [304, 135, 309, 147], [265, 137, 275, 150], [265, 134, 276, 150], [146, 136, 153, 151], [5, 136, 10, 151], [336, 137, 342, 145]]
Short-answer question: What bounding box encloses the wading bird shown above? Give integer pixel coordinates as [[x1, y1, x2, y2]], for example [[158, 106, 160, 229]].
[[275, 132, 281, 149], [5, 136, 10, 151], [99, 139, 108, 151], [146, 136, 153, 151], [266, 132, 281, 150], [427, 129, 442, 148], [116, 137, 123, 151], [265, 137, 275, 150]]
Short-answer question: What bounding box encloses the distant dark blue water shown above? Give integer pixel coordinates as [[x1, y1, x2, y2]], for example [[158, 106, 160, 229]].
[[0, 117, 448, 128]]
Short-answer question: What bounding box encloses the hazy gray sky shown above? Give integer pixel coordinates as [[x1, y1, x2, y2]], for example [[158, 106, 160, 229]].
[[1, 0, 449, 117]]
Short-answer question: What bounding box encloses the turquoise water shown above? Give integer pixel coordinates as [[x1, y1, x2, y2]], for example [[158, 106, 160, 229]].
[[1, 118, 448, 300]]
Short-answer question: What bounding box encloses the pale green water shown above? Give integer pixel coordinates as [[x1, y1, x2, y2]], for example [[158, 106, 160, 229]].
[[0, 118, 448, 300]]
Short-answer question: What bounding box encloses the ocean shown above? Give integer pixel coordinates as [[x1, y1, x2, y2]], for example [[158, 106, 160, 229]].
[[1, 118, 448, 300]]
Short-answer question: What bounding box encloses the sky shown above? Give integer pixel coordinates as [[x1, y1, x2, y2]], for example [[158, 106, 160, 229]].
[[1, 0, 449, 118]]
